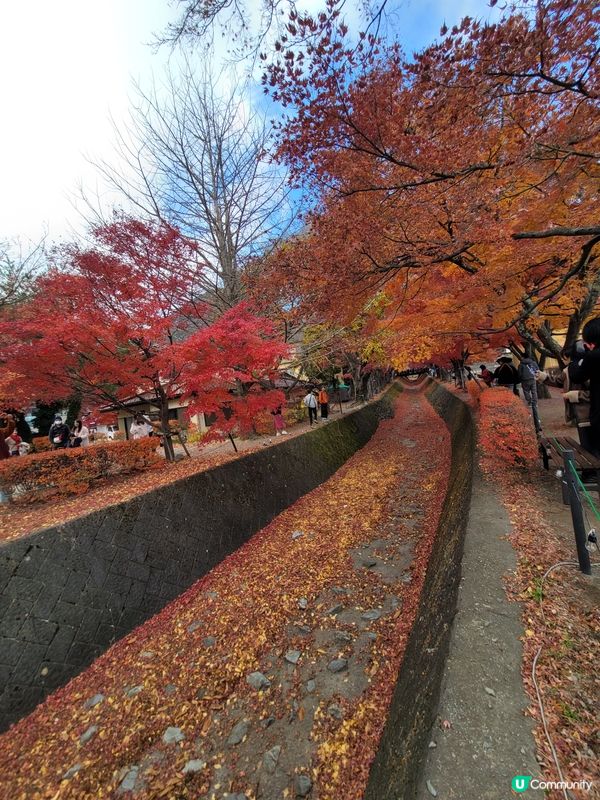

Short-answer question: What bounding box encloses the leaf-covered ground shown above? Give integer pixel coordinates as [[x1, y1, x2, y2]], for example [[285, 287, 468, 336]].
[[479, 394, 599, 799], [0, 390, 451, 799]]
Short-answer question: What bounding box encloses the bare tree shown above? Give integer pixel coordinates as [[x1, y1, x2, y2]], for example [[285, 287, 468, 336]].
[[0, 236, 46, 311], [87, 63, 294, 312]]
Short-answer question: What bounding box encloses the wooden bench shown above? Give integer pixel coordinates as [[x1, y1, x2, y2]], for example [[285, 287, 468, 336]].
[[539, 435, 600, 498]]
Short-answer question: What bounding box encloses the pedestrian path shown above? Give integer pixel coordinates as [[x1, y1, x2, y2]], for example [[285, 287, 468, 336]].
[[416, 467, 539, 799]]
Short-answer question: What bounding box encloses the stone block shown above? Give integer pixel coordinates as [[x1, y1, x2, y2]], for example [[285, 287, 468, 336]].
[[0, 598, 30, 639], [67, 640, 100, 666], [19, 617, 58, 646], [77, 609, 103, 643], [131, 540, 148, 564], [14, 642, 48, 683], [96, 623, 118, 646], [45, 625, 76, 663], [103, 573, 132, 596], [49, 601, 83, 628], [126, 562, 150, 583], [0, 639, 22, 666], [5, 576, 44, 604], [14, 546, 46, 579], [31, 585, 63, 620], [60, 572, 90, 604]]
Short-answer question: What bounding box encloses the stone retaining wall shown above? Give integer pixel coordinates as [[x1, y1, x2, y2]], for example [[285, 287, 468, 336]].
[[365, 381, 475, 800], [0, 385, 400, 732]]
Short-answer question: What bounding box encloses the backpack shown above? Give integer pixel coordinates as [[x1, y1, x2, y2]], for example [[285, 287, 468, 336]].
[[518, 361, 537, 383]]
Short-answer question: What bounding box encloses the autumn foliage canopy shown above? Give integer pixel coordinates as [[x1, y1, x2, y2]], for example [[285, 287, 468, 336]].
[[255, 0, 599, 368], [0, 217, 287, 446]]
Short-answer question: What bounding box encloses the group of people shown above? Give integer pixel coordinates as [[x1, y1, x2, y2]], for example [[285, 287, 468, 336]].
[[0, 412, 33, 458], [561, 317, 600, 458], [48, 416, 90, 450], [303, 386, 330, 425], [478, 356, 545, 397], [476, 316, 600, 457]]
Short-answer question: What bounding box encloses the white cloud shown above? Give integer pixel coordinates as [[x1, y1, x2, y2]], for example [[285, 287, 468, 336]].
[[0, 0, 176, 243], [0, 0, 501, 245]]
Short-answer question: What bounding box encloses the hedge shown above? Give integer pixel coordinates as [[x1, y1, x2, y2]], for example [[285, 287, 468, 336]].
[[31, 436, 52, 453], [0, 438, 161, 504], [479, 388, 538, 468]]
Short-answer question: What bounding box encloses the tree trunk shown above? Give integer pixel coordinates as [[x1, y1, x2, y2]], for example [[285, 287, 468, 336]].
[[159, 400, 175, 462]]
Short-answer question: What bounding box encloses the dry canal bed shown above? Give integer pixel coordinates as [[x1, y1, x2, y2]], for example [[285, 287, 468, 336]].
[[0, 391, 452, 799]]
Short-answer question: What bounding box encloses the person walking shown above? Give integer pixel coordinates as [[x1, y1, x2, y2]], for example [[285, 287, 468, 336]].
[[318, 386, 329, 419], [271, 406, 288, 436], [303, 389, 319, 425], [570, 317, 600, 457], [518, 355, 542, 432], [562, 342, 593, 454], [48, 416, 70, 449]]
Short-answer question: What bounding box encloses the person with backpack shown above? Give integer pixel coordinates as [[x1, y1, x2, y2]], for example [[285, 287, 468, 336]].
[[518, 355, 542, 432], [518, 356, 539, 397], [48, 416, 70, 449]]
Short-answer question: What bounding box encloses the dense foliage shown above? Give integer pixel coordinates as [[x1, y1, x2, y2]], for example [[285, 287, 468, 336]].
[[0, 438, 160, 503]]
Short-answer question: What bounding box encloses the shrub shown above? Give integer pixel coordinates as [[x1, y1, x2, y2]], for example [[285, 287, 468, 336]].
[[0, 438, 161, 504], [185, 422, 205, 445], [467, 378, 484, 406], [479, 388, 539, 468], [31, 436, 52, 453]]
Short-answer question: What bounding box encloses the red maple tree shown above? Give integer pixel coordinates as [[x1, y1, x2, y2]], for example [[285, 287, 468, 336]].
[[1, 216, 287, 458]]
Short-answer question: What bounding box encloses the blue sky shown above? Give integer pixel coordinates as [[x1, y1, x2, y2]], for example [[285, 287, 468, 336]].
[[0, 0, 500, 244]]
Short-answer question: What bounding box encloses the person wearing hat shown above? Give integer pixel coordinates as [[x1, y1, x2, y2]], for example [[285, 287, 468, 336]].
[[493, 356, 520, 395], [48, 415, 71, 449]]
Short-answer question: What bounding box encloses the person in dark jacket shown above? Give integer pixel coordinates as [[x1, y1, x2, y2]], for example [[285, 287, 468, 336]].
[[494, 356, 520, 395], [570, 317, 600, 457], [48, 416, 70, 449], [561, 342, 592, 453]]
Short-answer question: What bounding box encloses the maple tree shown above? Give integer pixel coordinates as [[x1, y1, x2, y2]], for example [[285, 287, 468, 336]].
[[255, 0, 599, 370], [0, 216, 287, 460]]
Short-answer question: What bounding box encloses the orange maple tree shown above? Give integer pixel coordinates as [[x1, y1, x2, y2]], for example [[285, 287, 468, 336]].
[[256, 0, 599, 368]]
